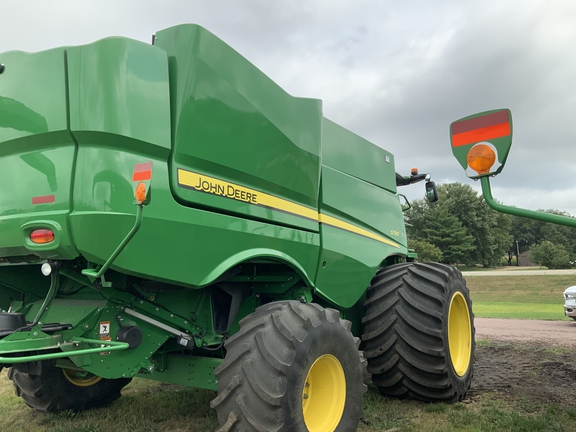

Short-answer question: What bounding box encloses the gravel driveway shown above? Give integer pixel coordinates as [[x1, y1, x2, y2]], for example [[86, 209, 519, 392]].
[[469, 317, 576, 407], [475, 317, 576, 346]]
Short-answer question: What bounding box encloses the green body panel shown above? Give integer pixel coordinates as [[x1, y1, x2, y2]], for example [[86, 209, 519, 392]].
[[315, 165, 407, 307], [28, 299, 106, 327], [0, 48, 68, 142], [322, 119, 397, 192], [143, 355, 221, 391], [67, 37, 172, 151], [69, 147, 320, 287], [154, 25, 322, 233], [314, 119, 407, 307], [0, 24, 412, 388], [0, 49, 78, 259]]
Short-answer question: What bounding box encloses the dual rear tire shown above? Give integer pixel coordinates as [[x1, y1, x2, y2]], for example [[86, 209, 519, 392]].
[[362, 262, 475, 402], [212, 263, 474, 431], [8, 360, 131, 413]]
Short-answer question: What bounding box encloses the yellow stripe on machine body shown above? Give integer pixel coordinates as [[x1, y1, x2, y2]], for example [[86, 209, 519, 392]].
[[177, 169, 318, 221], [318, 214, 399, 248], [177, 168, 400, 248]]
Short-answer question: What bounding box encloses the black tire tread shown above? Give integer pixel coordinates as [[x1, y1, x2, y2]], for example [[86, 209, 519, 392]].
[[362, 262, 475, 402], [9, 361, 131, 413], [211, 300, 366, 432]]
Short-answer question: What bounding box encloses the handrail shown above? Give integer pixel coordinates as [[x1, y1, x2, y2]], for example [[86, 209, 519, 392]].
[[82, 204, 144, 279], [0, 337, 129, 364]]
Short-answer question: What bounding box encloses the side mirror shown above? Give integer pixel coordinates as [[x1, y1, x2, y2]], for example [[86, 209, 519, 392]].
[[450, 109, 513, 179], [425, 181, 438, 203]]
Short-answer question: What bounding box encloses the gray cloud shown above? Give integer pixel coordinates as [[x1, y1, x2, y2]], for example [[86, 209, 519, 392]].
[[2, 0, 576, 213]]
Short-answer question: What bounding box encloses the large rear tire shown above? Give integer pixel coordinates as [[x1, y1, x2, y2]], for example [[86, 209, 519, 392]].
[[8, 360, 131, 413], [362, 262, 474, 402], [211, 300, 366, 432]]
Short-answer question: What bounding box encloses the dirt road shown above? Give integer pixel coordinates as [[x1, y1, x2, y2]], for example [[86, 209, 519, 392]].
[[475, 317, 576, 345], [462, 269, 576, 277], [470, 317, 576, 407]]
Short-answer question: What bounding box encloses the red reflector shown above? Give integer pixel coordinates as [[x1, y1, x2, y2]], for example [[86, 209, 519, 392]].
[[133, 162, 152, 182], [451, 122, 510, 147], [30, 229, 55, 244], [32, 195, 55, 205], [451, 110, 511, 147]]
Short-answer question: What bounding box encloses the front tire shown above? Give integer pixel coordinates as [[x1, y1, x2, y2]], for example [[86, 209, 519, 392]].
[[362, 262, 475, 402], [8, 360, 131, 413], [211, 301, 366, 432]]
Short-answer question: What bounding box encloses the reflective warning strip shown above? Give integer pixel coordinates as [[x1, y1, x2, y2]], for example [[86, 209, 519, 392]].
[[451, 110, 508, 134], [177, 168, 400, 248], [451, 122, 510, 147], [32, 195, 55, 205], [451, 110, 510, 147], [133, 162, 153, 181]]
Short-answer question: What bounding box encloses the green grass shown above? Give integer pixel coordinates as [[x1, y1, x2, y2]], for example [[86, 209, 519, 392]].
[[472, 302, 570, 320], [465, 275, 572, 320], [0, 371, 573, 432], [357, 385, 576, 431], [0, 374, 219, 431]]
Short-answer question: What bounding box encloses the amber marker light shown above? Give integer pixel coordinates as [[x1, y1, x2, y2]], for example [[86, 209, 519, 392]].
[[135, 182, 147, 204], [466, 144, 496, 175], [30, 229, 55, 244]]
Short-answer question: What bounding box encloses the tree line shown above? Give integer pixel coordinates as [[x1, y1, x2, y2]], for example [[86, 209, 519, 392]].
[[404, 183, 576, 268]]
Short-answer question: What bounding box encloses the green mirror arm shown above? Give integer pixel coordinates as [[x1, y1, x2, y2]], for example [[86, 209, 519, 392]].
[[480, 176, 576, 228]]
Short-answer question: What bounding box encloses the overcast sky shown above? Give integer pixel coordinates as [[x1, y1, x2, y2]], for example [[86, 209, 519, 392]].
[[3, 0, 576, 215]]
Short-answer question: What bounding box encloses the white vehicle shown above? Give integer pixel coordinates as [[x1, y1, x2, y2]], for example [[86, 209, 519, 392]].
[[564, 286, 576, 320]]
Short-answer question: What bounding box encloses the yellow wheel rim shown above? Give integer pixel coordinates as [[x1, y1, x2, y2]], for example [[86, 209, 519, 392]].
[[448, 292, 472, 376], [302, 354, 346, 432], [62, 369, 102, 387]]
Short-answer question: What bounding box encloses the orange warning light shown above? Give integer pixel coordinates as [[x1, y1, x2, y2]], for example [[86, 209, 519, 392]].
[[466, 144, 496, 175], [30, 229, 55, 244], [135, 182, 147, 204]]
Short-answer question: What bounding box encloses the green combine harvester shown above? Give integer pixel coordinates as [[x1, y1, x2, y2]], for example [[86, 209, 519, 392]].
[[0, 24, 474, 431]]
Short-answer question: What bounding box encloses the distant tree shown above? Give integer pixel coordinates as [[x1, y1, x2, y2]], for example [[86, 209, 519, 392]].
[[420, 205, 475, 264], [409, 239, 443, 262], [510, 210, 576, 263], [510, 215, 540, 254], [405, 182, 511, 267], [437, 183, 512, 267], [403, 198, 429, 240], [530, 240, 571, 269]]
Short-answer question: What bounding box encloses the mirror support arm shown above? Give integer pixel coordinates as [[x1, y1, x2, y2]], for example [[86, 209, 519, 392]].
[[480, 176, 576, 228]]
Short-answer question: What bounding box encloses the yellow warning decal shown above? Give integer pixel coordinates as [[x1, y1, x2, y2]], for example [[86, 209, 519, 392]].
[[177, 168, 400, 248]]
